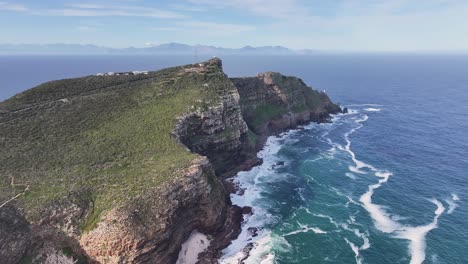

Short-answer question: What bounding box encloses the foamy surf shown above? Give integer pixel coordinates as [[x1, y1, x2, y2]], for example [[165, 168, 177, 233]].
[[445, 193, 460, 214], [359, 170, 446, 264], [395, 199, 445, 264], [364, 107, 382, 112], [344, 238, 363, 264], [220, 129, 300, 264], [220, 105, 453, 264], [339, 109, 448, 264], [283, 221, 328, 236], [345, 172, 357, 179]]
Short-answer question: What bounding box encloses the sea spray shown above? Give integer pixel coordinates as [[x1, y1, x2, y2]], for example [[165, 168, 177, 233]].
[[220, 131, 295, 263]]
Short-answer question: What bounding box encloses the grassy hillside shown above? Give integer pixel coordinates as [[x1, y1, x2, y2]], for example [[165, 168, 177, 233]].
[[0, 59, 230, 226]]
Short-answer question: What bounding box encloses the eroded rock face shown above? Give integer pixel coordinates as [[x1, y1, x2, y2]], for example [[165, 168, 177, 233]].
[[0, 60, 342, 264], [0, 206, 32, 264], [232, 71, 342, 148], [80, 157, 226, 264], [174, 71, 251, 177]]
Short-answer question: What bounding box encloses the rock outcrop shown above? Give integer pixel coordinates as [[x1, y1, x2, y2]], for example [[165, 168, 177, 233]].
[[80, 157, 226, 263], [0, 206, 32, 264], [0, 58, 342, 264], [173, 67, 251, 176], [232, 71, 341, 150]]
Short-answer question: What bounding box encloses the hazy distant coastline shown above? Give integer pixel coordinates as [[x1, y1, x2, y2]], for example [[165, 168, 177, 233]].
[[0, 42, 319, 55]]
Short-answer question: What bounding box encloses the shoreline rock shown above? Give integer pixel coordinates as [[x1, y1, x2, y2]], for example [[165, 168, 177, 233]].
[[194, 70, 343, 263]]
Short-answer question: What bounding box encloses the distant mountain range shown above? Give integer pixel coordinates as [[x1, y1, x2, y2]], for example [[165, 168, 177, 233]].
[[0, 43, 318, 55]]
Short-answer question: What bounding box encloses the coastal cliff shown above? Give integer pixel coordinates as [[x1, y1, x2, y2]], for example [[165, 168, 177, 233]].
[[232, 72, 341, 152], [0, 58, 341, 264]]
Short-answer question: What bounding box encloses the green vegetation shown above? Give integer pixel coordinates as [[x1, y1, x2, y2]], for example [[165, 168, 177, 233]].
[[236, 73, 330, 132], [243, 104, 288, 130], [0, 59, 230, 228], [18, 255, 33, 264], [61, 247, 88, 264], [247, 129, 258, 146]]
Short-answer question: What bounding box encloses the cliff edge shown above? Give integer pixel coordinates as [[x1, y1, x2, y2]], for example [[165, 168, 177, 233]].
[[0, 58, 342, 264]]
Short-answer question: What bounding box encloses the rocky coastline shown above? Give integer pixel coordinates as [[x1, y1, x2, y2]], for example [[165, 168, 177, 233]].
[[0, 58, 343, 264], [196, 71, 344, 263]]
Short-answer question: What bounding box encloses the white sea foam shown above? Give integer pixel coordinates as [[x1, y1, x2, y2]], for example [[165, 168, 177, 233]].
[[221, 105, 447, 264], [245, 235, 273, 264], [344, 238, 363, 264], [344, 226, 371, 264], [445, 199, 457, 214], [445, 193, 460, 214], [359, 168, 447, 264], [260, 254, 275, 264], [220, 128, 302, 263], [221, 234, 274, 264], [395, 199, 445, 264], [353, 229, 370, 250], [330, 187, 360, 206], [284, 222, 328, 236], [312, 213, 340, 229], [335, 113, 377, 177], [345, 172, 357, 179], [336, 109, 447, 264], [305, 156, 323, 163], [364, 107, 382, 112], [341, 108, 360, 115], [348, 165, 367, 174], [348, 104, 382, 106], [246, 235, 293, 264]]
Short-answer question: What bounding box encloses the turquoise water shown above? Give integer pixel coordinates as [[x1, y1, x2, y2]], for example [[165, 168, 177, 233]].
[[219, 55, 468, 264], [1, 55, 467, 263]]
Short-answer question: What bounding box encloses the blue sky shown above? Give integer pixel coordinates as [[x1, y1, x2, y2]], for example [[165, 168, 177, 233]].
[[1, 0, 468, 52]]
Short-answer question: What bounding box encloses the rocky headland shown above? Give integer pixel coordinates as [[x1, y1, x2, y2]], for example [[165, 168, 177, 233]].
[[0, 58, 342, 264]]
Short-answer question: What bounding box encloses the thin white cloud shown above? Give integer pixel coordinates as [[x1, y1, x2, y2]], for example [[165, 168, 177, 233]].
[[45, 6, 186, 19], [0, 1, 186, 19], [76, 20, 102, 32], [186, 0, 303, 18], [150, 20, 255, 36], [2, 0, 468, 52], [77, 25, 97, 32], [258, 0, 468, 51], [169, 3, 206, 12], [0, 1, 28, 11], [151, 27, 179, 31], [180, 21, 255, 33], [70, 4, 105, 9]]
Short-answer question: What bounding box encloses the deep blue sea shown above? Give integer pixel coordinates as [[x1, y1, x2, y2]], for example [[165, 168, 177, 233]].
[[1, 55, 467, 264]]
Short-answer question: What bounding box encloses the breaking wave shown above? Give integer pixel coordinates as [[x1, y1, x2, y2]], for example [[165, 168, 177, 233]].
[[220, 106, 452, 264]]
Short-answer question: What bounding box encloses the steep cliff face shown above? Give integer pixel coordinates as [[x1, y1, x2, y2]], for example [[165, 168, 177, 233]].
[[173, 61, 251, 176], [80, 157, 226, 263], [0, 59, 341, 264], [232, 72, 342, 149], [0, 206, 32, 264]]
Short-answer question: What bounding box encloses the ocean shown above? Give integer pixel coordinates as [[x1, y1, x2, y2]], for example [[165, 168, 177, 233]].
[[1, 55, 467, 264]]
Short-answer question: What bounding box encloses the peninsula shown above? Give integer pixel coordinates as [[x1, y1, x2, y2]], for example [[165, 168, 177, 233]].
[[0, 58, 343, 264]]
